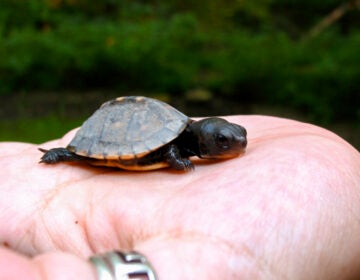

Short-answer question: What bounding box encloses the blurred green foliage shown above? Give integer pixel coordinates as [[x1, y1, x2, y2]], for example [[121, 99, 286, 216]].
[[0, 116, 82, 144], [0, 0, 359, 123]]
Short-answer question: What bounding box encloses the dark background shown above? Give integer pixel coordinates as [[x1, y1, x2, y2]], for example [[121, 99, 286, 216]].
[[0, 0, 359, 149]]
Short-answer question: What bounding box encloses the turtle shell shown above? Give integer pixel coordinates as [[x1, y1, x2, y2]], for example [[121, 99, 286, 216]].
[[67, 96, 190, 160]]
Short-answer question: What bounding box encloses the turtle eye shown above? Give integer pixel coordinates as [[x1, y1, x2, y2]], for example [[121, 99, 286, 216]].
[[215, 133, 230, 149]]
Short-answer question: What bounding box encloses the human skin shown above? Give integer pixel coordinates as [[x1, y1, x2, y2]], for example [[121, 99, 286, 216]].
[[0, 115, 359, 280]]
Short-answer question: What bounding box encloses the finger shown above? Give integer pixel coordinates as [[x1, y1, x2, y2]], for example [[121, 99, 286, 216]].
[[0, 247, 96, 280]]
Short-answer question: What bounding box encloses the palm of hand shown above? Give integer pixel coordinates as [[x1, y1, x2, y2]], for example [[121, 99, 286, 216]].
[[1, 116, 359, 279]]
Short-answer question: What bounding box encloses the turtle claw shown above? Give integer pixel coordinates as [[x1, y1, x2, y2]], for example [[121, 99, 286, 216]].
[[169, 158, 194, 171], [183, 159, 195, 171]]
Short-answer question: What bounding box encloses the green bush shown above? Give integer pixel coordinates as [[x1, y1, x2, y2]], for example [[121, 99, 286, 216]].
[[0, 1, 359, 124]]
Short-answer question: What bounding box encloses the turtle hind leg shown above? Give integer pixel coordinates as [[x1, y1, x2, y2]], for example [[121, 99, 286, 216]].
[[39, 147, 83, 164]]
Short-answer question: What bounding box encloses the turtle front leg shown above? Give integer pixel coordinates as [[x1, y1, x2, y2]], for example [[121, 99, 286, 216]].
[[39, 147, 84, 164], [165, 144, 194, 171]]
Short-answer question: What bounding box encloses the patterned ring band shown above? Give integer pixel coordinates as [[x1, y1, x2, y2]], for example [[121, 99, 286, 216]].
[[89, 251, 158, 280]]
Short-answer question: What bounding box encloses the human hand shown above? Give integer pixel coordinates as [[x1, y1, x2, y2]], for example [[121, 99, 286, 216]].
[[0, 116, 359, 280]]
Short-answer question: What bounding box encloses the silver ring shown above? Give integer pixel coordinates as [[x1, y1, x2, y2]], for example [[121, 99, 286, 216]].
[[89, 251, 158, 280]]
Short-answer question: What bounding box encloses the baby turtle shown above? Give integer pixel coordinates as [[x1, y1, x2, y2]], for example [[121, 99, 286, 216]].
[[39, 96, 247, 171]]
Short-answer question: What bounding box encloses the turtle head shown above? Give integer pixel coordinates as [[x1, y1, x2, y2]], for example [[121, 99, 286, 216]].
[[188, 117, 247, 159]]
